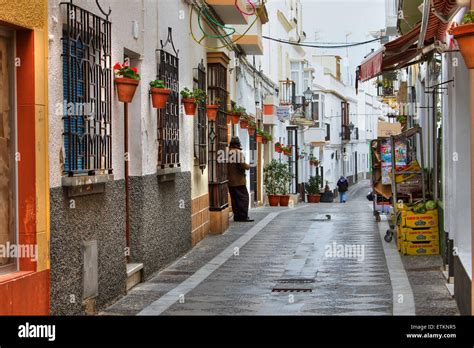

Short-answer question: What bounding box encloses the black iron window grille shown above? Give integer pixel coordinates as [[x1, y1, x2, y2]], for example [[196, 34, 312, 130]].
[[207, 62, 229, 211], [157, 28, 180, 169], [193, 60, 207, 172], [61, 2, 112, 176]]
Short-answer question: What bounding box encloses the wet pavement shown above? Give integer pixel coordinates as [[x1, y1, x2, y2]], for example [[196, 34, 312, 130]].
[[103, 180, 458, 316]]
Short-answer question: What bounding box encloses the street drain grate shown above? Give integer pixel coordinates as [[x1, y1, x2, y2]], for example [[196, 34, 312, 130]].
[[272, 288, 313, 293], [277, 278, 315, 284]]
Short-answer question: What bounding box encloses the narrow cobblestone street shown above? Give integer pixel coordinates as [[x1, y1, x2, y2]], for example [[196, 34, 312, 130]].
[[103, 181, 456, 316]]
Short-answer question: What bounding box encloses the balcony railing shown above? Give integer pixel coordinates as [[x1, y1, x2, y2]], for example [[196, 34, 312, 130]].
[[279, 79, 296, 107], [341, 125, 351, 141]]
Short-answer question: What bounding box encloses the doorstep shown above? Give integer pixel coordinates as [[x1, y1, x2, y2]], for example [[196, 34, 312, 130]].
[[126, 263, 143, 291]]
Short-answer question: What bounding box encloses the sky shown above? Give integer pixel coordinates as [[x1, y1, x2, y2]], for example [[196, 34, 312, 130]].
[[299, 0, 386, 86]]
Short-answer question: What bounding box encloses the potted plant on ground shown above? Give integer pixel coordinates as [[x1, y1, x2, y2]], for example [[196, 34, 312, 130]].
[[305, 175, 323, 203], [149, 79, 171, 109], [114, 62, 141, 103], [248, 120, 256, 136], [206, 97, 220, 121], [256, 129, 264, 143], [275, 142, 283, 153], [451, 10, 474, 69], [229, 106, 246, 124], [264, 160, 282, 206], [278, 164, 293, 207]]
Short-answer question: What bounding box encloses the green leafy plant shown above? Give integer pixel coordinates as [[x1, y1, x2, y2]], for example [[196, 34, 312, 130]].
[[240, 113, 253, 122], [462, 10, 474, 24], [114, 62, 140, 80], [305, 175, 322, 195], [232, 106, 246, 115], [248, 120, 256, 129], [264, 160, 293, 195], [180, 87, 206, 104], [256, 128, 265, 136], [180, 87, 193, 99], [263, 131, 272, 141], [150, 79, 166, 89]]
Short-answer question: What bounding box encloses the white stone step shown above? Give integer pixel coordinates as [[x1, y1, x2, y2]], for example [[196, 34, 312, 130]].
[[126, 263, 143, 291]]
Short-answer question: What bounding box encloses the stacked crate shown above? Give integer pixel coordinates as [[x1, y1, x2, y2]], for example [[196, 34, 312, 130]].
[[397, 208, 439, 255]]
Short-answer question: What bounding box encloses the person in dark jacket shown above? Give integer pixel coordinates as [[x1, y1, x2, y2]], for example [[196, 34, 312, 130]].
[[227, 137, 254, 222], [336, 176, 349, 203]]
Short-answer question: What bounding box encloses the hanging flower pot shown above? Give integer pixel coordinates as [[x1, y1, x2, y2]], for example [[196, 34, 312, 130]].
[[182, 98, 197, 115], [248, 127, 256, 136], [226, 115, 233, 124], [451, 23, 474, 69], [230, 113, 240, 124], [256, 134, 263, 143], [206, 105, 219, 121], [150, 88, 171, 109], [240, 119, 249, 129], [115, 78, 140, 103], [114, 62, 141, 103], [275, 143, 282, 153], [262, 138, 268, 145]]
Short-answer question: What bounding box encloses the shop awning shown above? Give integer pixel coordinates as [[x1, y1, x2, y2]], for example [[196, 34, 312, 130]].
[[358, 0, 459, 82]]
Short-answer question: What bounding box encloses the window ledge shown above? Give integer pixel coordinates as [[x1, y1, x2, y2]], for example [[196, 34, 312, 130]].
[[62, 174, 114, 187], [157, 167, 181, 183]]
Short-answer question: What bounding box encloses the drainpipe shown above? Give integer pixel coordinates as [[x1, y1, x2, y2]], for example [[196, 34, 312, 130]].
[[471, 0, 474, 317], [417, 0, 431, 50]]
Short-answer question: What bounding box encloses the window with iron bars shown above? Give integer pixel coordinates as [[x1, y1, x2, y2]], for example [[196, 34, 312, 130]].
[[157, 32, 180, 169], [61, 2, 112, 176], [193, 61, 206, 172], [207, 62, 229, 210]]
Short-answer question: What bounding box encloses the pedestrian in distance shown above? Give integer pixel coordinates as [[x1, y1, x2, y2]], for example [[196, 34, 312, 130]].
[[337, 176, 349, 203], [227, 137, 254, 222]]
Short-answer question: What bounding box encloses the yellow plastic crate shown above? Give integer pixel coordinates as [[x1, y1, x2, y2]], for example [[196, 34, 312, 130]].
[[400, 227, 439, 242], [402, 210, 438, 228], [401, 241, 439, 255]]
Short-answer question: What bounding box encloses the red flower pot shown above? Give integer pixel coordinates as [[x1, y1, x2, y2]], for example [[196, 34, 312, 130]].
[[307, 194, 321, 203], [115, 78, 139, 103], [182, 98, 197, 115], [262, 138, 268, 144], [275, 144, 282, 153], [268, 195, 280, 207], [283, 150, 291, 156], [452, 23, 474, 69], [279, 195, 290, 207], [256, 134, 263, 143], [207, 105, 219, 121], [150, 88, 171, 109], [248, 127, 256, 136], [231, 113, 240, 124], [240, 120, 249, 129]]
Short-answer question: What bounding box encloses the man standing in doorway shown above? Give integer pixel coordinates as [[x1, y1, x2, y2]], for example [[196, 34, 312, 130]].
[[337, 176, 349, 203], [227, 137, 254, 222]]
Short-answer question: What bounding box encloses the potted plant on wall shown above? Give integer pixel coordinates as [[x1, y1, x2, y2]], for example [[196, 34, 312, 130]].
[[256, 129, 264, 143], [248, 120, 256, 136], [305, 175, 322, 203], [229, 106, 246, 124], [149, 79, 171, 109], [180, 87, 206, 115], [282, 145, 292, 157], [206, 97, 220, 121], [262, 131, 272, 144], [275, 142, 283, 153], [114, 62, 141, 103], [239, 113, 252, 129], [451, 10, 474, 69]]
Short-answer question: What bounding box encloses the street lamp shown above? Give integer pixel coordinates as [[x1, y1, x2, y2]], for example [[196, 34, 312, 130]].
[[303, 87, 313, 103], [348, 122, 355, 132]]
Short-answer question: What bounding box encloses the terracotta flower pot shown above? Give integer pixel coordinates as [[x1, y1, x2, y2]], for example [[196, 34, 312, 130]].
[[262, 138, 268, 144], [279, 195, 290, 207], [283, 150, 291, 156], [248, 127, 256, 136], [226, 115, 233, 124], [207, 105, 219, 121], [240, 120, 249, 129], [275, 144, 282, 153], [256, 134, 263, 143], [307, 194, 321, 203], [115, 78, 139, 103], [150, 88, 171, 109], [231, 113, 240, 124], [182, 98, 197, 115], [268, 195, 280, 207], [452, 23, 474, 69]]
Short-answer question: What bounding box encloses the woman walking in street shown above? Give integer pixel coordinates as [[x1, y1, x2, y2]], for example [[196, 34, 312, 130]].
[[337, 176, 349, 203]]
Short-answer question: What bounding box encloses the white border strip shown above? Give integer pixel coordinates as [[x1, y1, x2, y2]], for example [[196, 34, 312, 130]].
[[376, 211, 416, 315]]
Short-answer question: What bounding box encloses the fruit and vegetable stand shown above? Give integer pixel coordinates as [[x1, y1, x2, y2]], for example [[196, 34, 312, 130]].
[[385, 125, 440, 255]]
